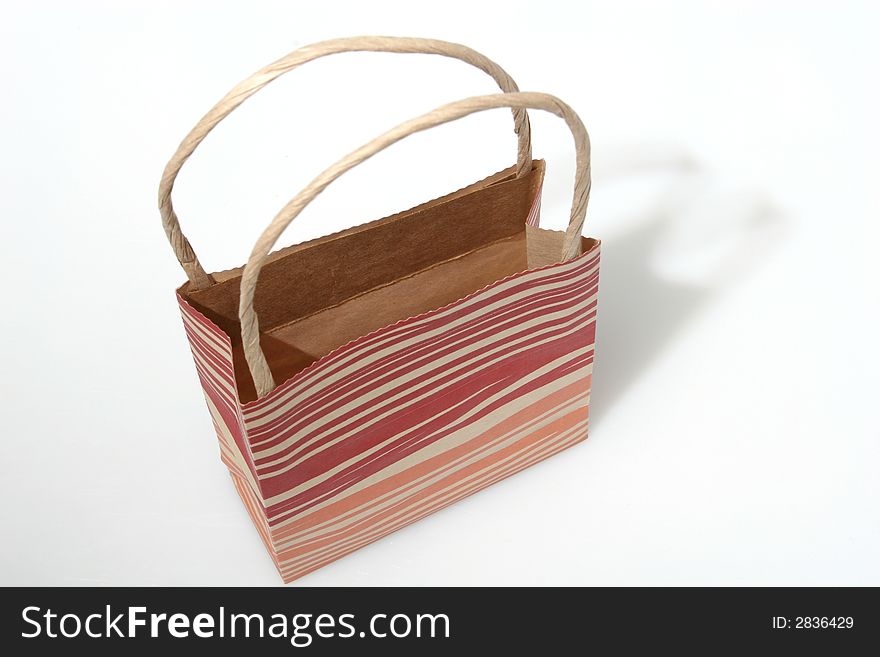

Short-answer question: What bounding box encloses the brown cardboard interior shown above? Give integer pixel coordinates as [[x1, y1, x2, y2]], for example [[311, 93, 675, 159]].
[[179, 161, 550, 403]]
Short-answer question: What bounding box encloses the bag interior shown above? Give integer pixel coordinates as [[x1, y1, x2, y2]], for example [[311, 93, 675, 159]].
[[179, 160, 596, 403]]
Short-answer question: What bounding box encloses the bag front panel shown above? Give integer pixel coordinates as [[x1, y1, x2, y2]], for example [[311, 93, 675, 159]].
[[239, 243, 600, 581]]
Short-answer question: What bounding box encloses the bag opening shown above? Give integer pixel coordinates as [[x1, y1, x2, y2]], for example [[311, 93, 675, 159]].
[[179, 161, 557, 403]]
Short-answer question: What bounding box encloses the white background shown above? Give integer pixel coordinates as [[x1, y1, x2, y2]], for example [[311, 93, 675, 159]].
[[1, 0, 878, 586]]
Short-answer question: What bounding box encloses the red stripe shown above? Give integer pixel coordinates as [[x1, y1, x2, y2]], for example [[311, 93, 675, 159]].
[[242, 249, 599, 415], [253, 294, 597, 487], [251, 295, 597, 489], [246, 264, 599, 447], [262, 329, 594, 516]]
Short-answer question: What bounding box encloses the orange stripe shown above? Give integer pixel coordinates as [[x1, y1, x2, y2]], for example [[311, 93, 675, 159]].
[[274, 405, 587, 565], [272, 375, 591, 541], [230, 473, 281, 573], [278, 415, 589, 581]]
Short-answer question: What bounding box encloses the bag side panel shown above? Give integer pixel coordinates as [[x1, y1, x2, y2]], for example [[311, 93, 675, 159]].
[[526, 187, 542, 227], [177, 295, 259, 490]]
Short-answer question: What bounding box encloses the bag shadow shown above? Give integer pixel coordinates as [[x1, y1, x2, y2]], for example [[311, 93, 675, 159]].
[[582, 151, 786, 428]]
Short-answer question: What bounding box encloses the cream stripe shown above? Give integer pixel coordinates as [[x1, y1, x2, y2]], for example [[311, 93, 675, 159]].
[[266, 368, 591, 539], [231, 475, 281, 574], [256, 328, 593, 510], [183, 336, 237, 400], [267, 359, 591, 527], [181, 320, 236, 388], [203, 393, 260, 496], [278, 417, 589, 576], [261, 340, 594, 507], [251, 276, 597, 455], [246, 252, 599, 423], [271, 387, 590, 547], [249, 268, 598, 439], [279, 429, 587, 580], [253, 292, 597, 472], [279, 415, 589, 574], [189, 350, 238, 410], [244, 250, 599, 422], [180, 306, 232, 357], [256, 330, 593, 517]]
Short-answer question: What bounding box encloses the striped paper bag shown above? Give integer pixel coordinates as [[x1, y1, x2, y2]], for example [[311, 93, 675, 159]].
[[160, 38, 600, 583]]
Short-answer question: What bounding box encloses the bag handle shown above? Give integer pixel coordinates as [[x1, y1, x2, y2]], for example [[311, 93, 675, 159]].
[[239, 91, 591, 398], [159, 36, 533, 290]]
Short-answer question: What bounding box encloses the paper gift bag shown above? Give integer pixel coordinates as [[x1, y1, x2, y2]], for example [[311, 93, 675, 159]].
[[160, 38, 600, 583]]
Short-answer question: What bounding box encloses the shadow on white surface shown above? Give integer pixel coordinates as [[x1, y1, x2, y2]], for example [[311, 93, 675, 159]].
[[589, 152, 786, 427]]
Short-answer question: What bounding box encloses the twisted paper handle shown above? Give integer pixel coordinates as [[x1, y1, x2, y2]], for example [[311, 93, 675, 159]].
[[240, 91, 591, 397], [159, 36, 533, 289]]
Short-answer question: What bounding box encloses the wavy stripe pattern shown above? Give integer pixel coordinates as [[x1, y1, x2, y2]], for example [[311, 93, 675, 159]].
[[176, 192, 600, 583]]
